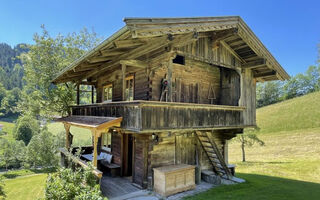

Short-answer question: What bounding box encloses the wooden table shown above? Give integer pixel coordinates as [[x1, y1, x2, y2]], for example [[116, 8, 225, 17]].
[[153, 164, 196, 197]]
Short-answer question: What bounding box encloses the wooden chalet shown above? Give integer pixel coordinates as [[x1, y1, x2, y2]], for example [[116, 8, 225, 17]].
[[53, 16, 289, 197]]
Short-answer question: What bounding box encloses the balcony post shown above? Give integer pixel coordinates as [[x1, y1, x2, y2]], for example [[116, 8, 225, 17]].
[[122, 64, 127, 101], [91, 85, 94, 104], [76, 84, 80, 105]]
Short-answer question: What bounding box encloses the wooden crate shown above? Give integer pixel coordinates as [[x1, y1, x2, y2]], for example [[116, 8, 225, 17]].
[[153, 164, 196, 197]]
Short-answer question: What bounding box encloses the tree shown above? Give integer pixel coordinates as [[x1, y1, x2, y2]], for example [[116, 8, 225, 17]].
[[256, 81, 282, 108], [234, 129, 265, 162], [0, 83, 6, 116], [19, 26, 101, 118], [13, 115, 40, 145], [0, 138, 26, 170], [0, 87, 21, 117], [26, 129, 58, 167], [45, 166, 106, 200]]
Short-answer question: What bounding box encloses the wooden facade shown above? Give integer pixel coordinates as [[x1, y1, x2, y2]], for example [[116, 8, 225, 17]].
[[54, 17, 289, 195]]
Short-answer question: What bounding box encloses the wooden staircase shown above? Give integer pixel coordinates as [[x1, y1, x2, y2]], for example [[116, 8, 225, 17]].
[[195, 131, 232, 179]]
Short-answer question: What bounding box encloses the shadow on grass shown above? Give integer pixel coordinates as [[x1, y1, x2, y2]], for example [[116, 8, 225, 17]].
[[2, 167, 57, 179], [184, 173, 320, 200], [238, 161, 293, 164], [0, 115, 18, 123]]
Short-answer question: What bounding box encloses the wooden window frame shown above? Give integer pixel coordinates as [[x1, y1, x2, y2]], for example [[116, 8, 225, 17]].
[[101, 132, 112, 153], [103, 84, 113, 102], [125, 75, 134, 101]]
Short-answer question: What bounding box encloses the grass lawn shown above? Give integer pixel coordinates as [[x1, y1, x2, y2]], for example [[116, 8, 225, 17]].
[[48, 122, 92, 146], [186, 92, 320, 199], [0, 121, 15, 141], [186, 129, 320, 199], [3, 174, 47, 200]]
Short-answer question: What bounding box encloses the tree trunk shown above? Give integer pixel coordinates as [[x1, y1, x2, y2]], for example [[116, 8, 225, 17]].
[[241, 141, 246, 162]]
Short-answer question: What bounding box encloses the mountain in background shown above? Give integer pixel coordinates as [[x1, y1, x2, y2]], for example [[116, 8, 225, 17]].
[[0, 43, 29, 90]]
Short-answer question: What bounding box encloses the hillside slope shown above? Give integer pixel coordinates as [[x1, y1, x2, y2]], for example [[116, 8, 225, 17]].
[[255, 91, 320, 134]]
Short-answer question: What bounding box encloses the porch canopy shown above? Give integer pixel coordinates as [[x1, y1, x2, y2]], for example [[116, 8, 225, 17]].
[[57, 116, 122, 167]]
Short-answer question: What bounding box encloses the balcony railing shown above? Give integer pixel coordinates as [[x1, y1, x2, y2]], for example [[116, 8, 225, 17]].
[[71, 101, 245, 132]]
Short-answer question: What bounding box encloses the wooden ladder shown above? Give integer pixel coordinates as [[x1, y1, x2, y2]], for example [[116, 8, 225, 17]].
[[195, 131, 232, 179]]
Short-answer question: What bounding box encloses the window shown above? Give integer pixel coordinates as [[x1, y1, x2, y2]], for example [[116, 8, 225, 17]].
[[103, 84, 112, 102], [102, 133, 111, 152], [172, 55, 185, 65], [125, 75, 134, 101]]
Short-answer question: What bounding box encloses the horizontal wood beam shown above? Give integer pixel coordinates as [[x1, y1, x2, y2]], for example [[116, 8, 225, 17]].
[[170, 32, 198, 48], [120, 59, 148, 68], [242, 58, 266, 69], [254, 70, 276, 78], [113, 39, 145, 48]]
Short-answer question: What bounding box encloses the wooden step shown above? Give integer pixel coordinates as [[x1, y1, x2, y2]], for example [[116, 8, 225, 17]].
[[203, 144, 213, 148], [206, 150, 216, 154], [200, 139, 211, 143]]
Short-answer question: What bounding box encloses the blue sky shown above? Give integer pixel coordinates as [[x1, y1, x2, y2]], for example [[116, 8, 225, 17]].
[[1, 0, 319, 76]]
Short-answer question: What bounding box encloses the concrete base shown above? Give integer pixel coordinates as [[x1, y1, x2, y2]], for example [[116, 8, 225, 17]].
[[201, 170, 222, 185], [201, 170, 245, 185]]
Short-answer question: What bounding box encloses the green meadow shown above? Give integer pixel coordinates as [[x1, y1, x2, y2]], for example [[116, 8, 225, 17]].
[[186, 92, 320, 199]]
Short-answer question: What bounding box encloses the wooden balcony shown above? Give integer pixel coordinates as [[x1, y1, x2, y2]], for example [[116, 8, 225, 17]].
[[71, 101, 246, 133]]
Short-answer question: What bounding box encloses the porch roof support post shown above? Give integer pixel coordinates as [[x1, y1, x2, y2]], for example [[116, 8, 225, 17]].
[[122, 64, 126, 101], [64, 123, 71, 149], [92, 129, 98, 167], [91, 85, 94, 104], [76, 84, 80, 105]]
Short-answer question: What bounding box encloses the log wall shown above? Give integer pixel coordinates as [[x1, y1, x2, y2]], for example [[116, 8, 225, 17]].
[[239, 68, 256, 126], [150, 62, 221, 104]]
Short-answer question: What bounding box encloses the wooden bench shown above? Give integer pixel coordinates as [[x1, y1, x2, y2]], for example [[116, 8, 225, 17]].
[[100, 160, 120, 177]]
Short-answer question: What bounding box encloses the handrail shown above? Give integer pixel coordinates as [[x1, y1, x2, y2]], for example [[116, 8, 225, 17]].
[[70, 100, 245, 111], [59, 148, 103, 178]]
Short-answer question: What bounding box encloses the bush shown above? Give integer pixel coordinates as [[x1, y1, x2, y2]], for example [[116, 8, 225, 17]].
[[45, 167, 106, 200], [13, 115, 39, 145], [0, 176, 5, 198]]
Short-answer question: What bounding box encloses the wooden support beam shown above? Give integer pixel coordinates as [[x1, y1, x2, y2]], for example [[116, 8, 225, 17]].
[[120, 59, 148, 68], [76, 84, 80, 105], [87, 56, 113, 64], [122, 64, 127, 101], [254, 70, 276, 78], [92, 130, 99, 167], [91, 86, 94, 104], [63, 123, 71, 149], [220, 40, 246, 63], [242, 58, 266, 69], [167, 59, 173, 102]]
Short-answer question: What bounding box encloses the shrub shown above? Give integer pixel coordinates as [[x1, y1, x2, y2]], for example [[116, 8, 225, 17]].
[[0, 176, 5, 198], [13, 115, 39, 145], [45, 166, 106, 200]]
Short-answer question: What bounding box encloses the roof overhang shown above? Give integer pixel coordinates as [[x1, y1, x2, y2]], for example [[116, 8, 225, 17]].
[[52, 16, 289, 84], [56, 116, 122, 131]]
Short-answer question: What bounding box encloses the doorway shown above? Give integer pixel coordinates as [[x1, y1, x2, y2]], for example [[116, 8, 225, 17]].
[[123, 134, 133, 176]]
